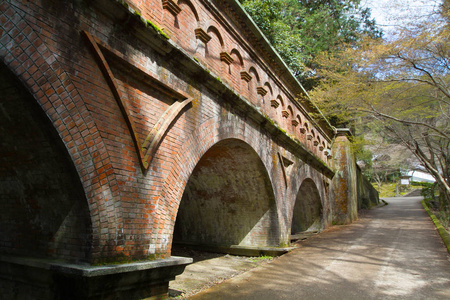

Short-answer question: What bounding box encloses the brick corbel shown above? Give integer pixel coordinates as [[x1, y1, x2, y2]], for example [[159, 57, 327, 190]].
[[291, 119, 299, 127], [162, 0, 181, 15], [195, 28, 211, 43], [256, 86, 267, 97], [240, 71, 252, 82], [307, 134, 313, 140], [300, 128, 306, 134], [282, 110, 289, 118], [270, 99, 280, 108], [314, 140, 319, 146], [319, 145, 324, 151], [256, 86, 268, 96], [220, 52, 234, 65]]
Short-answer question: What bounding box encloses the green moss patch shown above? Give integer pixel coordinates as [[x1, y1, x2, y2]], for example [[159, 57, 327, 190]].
[[422, 200, 450, 254]]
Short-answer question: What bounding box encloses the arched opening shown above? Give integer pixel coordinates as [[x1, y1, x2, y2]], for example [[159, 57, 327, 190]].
[[291, 179, 322, 235], [0, 62, 92, 263], [173, 139, 279, 251]]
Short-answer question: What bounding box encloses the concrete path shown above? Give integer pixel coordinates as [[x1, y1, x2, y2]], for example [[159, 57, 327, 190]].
[[191, 197, 450, 299]]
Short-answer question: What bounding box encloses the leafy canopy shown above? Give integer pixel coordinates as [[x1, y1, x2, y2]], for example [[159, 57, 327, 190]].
[[311, 6, 450, 207], [239, 0, 381, 89]]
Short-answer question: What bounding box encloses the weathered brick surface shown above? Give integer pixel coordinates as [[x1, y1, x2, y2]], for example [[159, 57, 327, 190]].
[[0, 0, 345, 266], [0, 62, 92, 262]]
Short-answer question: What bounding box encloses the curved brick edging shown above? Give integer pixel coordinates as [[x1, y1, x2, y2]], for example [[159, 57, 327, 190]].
[[421, 200, 450, 254]]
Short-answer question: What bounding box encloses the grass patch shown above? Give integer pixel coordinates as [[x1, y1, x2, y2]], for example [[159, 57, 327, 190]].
[[422, 200, 450, 254], [377, 183, 397, 197], [249, 255, 273, 262]]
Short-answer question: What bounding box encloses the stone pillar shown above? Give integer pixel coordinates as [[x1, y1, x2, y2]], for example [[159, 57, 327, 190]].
[[331, 128, 358, 224]]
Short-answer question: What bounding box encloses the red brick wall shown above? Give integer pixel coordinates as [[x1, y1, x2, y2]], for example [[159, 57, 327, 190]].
[[0, 0, 335, 263], [0, 62, 92, 262]]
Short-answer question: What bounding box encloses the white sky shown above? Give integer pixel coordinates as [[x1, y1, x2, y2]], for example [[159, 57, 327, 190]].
[[362, 0, 442, 35]]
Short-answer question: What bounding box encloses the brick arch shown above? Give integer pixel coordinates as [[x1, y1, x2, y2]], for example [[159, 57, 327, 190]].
[[203, 19, 225, 45], [287, 105, 294, 117], [173, 138, 279, 249], [248, 66, 260, 104], [294, 114, 302, 134], [230, 48, 244, 67], [177, 0, 199, 21], [264, 82, 273, 96], [271, 94, 284, 121], [205, 25, 223, 70], [152, 117, 280, 256], [0, 13, 123, 263], [175, 0, 198, 54], [291, 178, 323, 234], [277, 95, 285, 108], [248, 66, 260, 83], [0, 62, 92, 263], [230, 48, 244, 91], [304, 121, 310, 133]]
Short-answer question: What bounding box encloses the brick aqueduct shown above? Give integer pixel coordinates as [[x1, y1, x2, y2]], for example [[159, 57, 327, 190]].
[[0, 0, 378, 298]]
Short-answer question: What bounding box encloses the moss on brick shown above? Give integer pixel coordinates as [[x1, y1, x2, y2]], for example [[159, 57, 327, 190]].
[[146, 19, 169, 39]]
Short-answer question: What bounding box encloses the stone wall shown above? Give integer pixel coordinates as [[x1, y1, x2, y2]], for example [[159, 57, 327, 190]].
[[357, 165, 379, 209]]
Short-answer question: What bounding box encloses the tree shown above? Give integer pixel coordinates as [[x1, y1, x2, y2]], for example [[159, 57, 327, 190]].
[[239, 0, 381, 89], [311, 9, 450, 212]]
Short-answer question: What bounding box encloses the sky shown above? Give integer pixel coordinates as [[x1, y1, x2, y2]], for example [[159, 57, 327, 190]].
[[362, 0, 442, 36]]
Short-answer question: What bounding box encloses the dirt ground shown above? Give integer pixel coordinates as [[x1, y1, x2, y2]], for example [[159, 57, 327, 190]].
[[168, 246, 276, 299], [168, 231, 321, 299]]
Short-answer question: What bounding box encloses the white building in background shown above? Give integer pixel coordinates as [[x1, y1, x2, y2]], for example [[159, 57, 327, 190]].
[[407, 170, 436, 183]]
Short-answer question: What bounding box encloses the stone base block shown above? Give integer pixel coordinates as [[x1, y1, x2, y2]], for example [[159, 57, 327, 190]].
[[0, 254, 192, 299], [174, 242, 294, 257]]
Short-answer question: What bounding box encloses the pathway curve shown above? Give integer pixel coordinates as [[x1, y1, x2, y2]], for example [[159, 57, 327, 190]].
[[191, 196, 450, 299]]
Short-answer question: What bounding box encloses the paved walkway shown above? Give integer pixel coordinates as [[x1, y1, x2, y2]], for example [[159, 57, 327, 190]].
[[191, 197, 450, 299]]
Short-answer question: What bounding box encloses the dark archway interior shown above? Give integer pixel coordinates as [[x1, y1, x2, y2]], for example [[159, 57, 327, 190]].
[[0, 63, 92, 263], [291, 178, 322, 234], [173, 139, 279, 249]]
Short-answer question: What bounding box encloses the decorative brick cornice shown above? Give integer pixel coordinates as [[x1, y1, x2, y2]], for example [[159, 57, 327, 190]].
[[291, 119, 299, 127], [282, 110, 289, 118], [270, 99, 280, 108], [256, 86, 267, 96], [195, 28, 211, 43], [240, 71, 252, 82], [162, 0, 181, 15], [220, 52, 234, 65]]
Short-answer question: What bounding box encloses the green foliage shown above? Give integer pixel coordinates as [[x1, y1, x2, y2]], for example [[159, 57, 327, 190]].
[[311, 10, 450, 207], [240, 0, 382, 89]]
